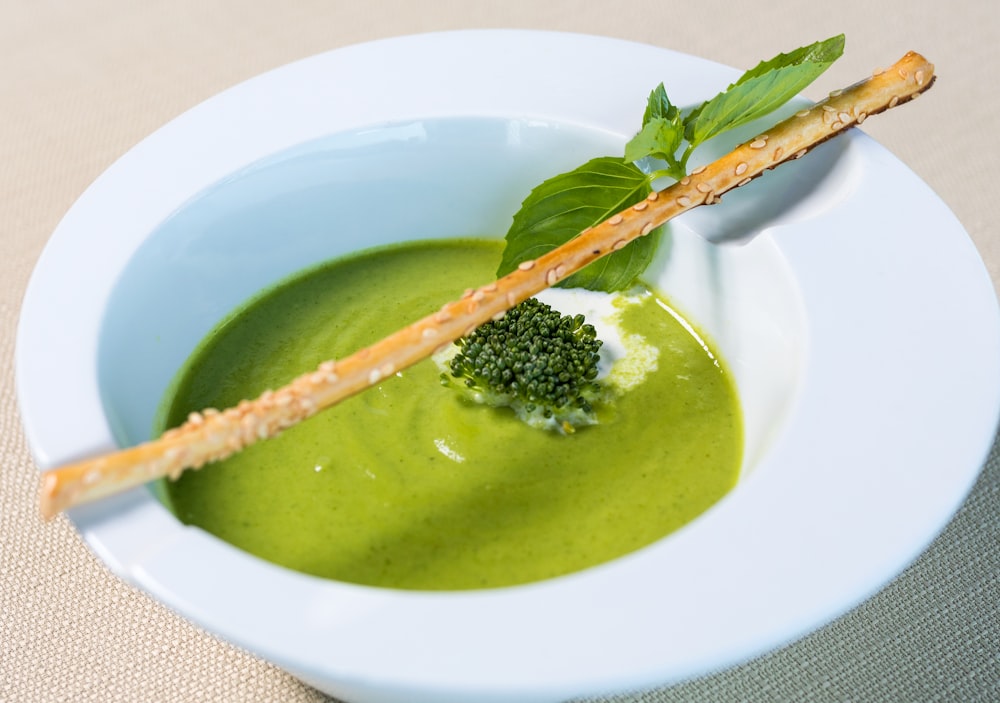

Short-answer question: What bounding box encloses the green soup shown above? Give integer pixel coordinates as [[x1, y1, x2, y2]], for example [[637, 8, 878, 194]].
[[157, 239, 742, 590]]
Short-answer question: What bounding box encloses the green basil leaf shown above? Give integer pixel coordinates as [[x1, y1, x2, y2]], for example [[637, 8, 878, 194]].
[[624, 116, 684, 164], [684, 34, 845, 146], [497, 157, 661, 292], [642, 83, 678, 124], [625, 83, 684, 163]]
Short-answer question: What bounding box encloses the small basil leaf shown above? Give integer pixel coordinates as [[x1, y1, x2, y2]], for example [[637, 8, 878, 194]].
[[624, 116, 684, 164], [626, 84, 684, 164], [684, 34, 845, 146], [642, 83, 678, 124], [497, 157, 661, 292]]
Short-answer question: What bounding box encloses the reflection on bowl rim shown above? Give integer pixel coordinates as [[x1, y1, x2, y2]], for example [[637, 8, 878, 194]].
[[15, 30, 1000, 703]]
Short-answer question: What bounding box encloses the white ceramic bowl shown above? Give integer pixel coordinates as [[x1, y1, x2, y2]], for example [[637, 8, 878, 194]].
[[16, 31, 1000, 703]]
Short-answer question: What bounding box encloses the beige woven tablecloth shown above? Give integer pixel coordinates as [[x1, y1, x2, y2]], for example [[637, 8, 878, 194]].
[[3, 1, 998, 701]]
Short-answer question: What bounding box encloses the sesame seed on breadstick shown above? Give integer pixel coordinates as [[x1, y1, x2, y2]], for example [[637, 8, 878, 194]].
[[39, 51, 935, 520]]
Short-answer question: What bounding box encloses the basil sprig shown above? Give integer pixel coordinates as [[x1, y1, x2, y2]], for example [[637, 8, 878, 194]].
[[497, 34, 845, 292]]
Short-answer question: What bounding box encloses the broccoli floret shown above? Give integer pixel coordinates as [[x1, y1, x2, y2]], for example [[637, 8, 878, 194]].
[[441, 297, 603, 433]]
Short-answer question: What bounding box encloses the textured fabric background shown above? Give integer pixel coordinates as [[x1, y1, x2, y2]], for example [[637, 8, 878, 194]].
[[2, 1, 997, 701]]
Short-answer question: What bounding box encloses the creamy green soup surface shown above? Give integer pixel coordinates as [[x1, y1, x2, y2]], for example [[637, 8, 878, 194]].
[[157, 239, 742, 590]]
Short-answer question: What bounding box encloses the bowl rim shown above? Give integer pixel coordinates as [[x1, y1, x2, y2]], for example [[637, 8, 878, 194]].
[[16, 29, 1000, 700]]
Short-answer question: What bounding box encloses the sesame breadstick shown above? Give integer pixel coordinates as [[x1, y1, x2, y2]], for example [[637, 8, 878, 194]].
[[39, 51, 934, 520]]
